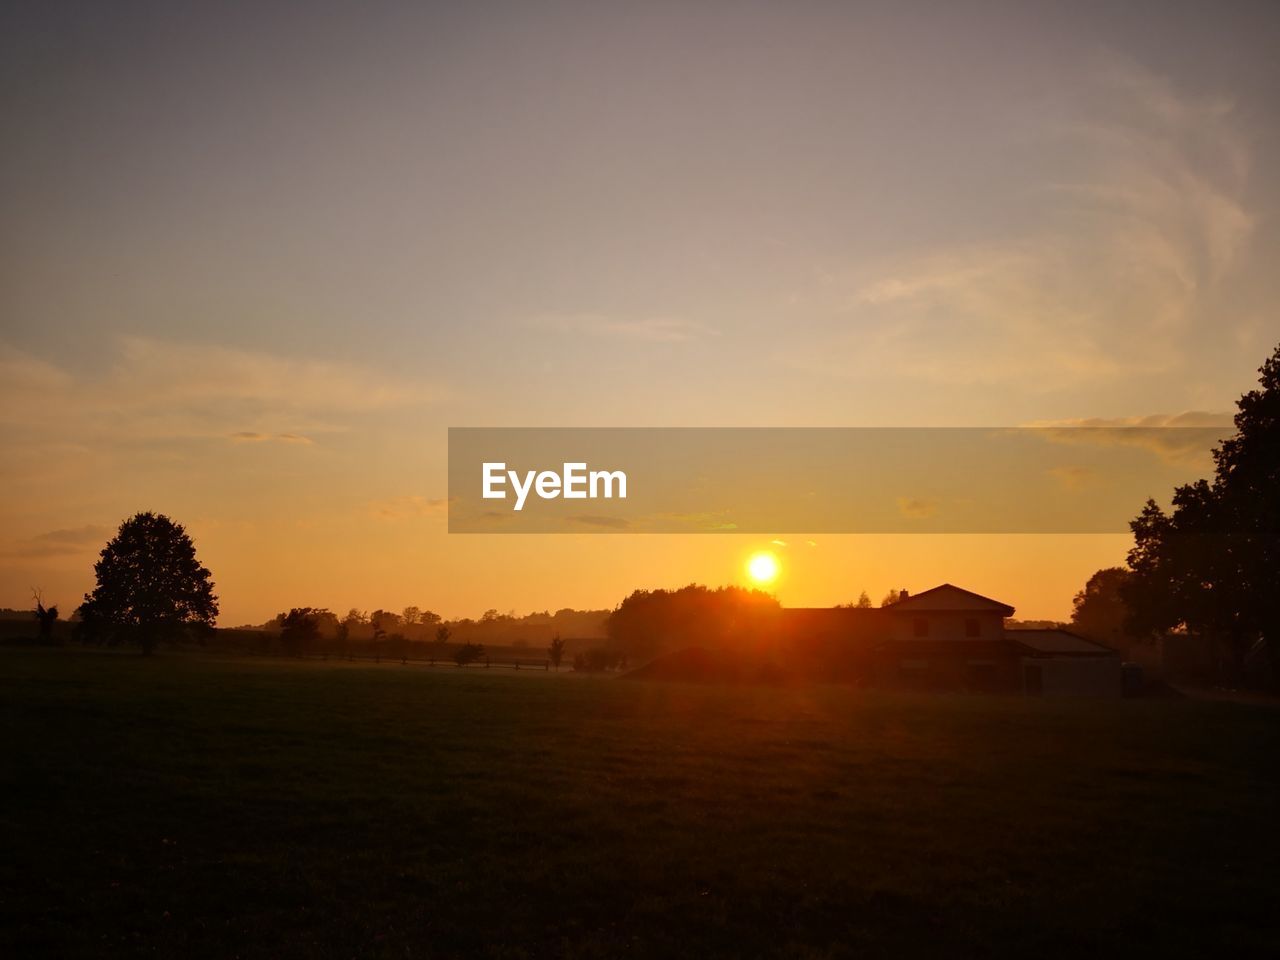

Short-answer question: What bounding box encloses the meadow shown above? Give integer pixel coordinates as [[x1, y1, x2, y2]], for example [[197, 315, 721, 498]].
[[2, 649, 1277, 958]]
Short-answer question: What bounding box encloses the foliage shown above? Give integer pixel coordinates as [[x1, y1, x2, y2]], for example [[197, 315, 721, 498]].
[[32, 590, 59, 644], [606, 584, 780, 663], [1070, 568, 1137, 652], [1124, 343, 1280, 684], [453, 641, 484, 667], [572, 646, 625, 673], [76, 512, 218, 653], [838, 591, 876, 609], [548, 633, 567, 670], [277, 607, 326, 657]]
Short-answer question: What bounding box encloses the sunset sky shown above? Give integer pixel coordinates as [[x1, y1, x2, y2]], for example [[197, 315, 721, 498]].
[[3, 1, 1279, 624]]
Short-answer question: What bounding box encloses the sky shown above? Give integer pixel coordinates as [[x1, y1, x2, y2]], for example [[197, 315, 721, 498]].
[[2, 0, 1279, 625]]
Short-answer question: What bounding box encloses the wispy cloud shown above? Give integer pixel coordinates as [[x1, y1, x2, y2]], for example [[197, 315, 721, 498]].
[[896, 497, 939, 520], [531, 314, 714, 343], [1, 524, 111, 559], [0, 336, 441, 445], [784, 59, 1253, 390], [1024, 411, 1232, 464], [569, 515, 631, 529], [1047, 465, 1098, 491], [368, 495, 451, 520], [229, 431, 315, 445]]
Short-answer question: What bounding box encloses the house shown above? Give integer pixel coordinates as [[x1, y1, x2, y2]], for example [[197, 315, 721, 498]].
[[780, 583, 1121, 696]]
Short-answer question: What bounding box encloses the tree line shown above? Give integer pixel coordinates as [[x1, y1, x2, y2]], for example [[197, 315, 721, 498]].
[[27, 341, 1280, 690]]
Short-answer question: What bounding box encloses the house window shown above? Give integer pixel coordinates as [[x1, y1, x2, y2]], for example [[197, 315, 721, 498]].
[[912, 618, 929, 637], [964, 618, 981, 637]]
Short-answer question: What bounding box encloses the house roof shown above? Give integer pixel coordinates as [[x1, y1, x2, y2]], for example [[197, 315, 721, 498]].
[[1006, 629, 1116, 656], [888, 584, 1015, 617]]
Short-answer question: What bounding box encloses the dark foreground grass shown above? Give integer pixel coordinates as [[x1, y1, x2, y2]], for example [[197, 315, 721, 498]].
[[2, 650, 1277, 959]]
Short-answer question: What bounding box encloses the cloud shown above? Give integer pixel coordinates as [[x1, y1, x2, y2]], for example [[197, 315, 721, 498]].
[[896, 497, 939, 519], [1024, 412, 1231, 464], [1, 524, 111, 559], [531, 314, 714, 343], [783, 60, 1253, 390], [569, 515, 631, 529], [1047, 465, 1098, 490], [1025, 412, 1233, 429], [229, 431, 315, 445], [0, 336, 440, 445], [644, 511, 739, 531], [368, 495, 451, 520]]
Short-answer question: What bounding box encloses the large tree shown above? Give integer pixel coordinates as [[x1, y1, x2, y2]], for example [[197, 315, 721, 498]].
[[77, 512, 219, 654], [1124, 343, 1280, 685]]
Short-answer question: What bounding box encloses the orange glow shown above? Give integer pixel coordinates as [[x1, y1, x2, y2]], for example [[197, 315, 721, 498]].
[[747, 551, 780, 585]]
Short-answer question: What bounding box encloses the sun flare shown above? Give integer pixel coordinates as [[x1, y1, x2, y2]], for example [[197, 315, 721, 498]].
[[747, 551, 780, 585]]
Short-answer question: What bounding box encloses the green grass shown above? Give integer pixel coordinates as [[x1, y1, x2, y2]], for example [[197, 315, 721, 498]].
[[2, 649, 1277, 959]]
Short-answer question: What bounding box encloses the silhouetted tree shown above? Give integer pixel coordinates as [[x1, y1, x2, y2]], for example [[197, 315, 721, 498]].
[[573, 647, 624, 673], [334, 620, 349, 658], [339, 609, 367, 659], [453, 641, 484, 667], [1070, 568, 1138, 653], [548, 633, 566, 671], [32, 589, 58, 643], [370, 609, 402, 633], [880, 589, 902, 607], [77, 512, 218, 654], [1124, 343, 1280, 686], [855, 591, 873, 609], [370, 612, 389, 662], [606, 584, 779, 663], [278, 607, 325, 657]]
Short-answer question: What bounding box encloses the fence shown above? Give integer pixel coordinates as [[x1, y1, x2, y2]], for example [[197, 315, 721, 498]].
[[301, 650, 554, 671]]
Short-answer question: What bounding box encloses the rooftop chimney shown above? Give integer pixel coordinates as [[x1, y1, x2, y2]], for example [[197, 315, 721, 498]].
[[900, 589, 910, 600]]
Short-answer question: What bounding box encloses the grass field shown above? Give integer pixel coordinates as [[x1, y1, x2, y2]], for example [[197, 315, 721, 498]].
[[2, 649, 1277, 958]]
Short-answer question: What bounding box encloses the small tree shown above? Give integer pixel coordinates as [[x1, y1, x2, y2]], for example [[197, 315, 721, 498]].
[[32, 589, 58, 644], [383, 632, 409, 664], [573, 647, 623, 673], [855, 591, 873, 609], [454, 641, 484, 667], [548, 633, 566, 671], [77, 512, 218, 654]]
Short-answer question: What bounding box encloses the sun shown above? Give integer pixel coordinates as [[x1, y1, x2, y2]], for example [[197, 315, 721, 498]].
[[747, 551, 780, 585]]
